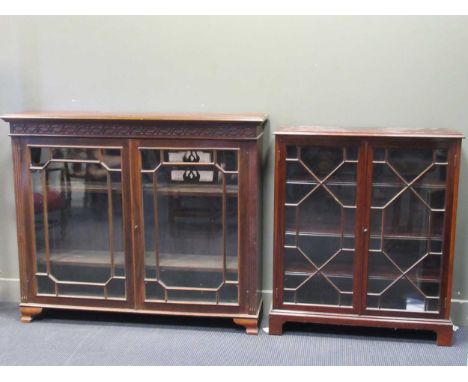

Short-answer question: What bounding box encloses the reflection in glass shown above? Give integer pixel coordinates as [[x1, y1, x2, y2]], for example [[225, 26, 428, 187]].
[[141, 149, 239, 305], [283, 145, 358, 307], [30, 146, 126, 300], [367, 147, 447, 312]]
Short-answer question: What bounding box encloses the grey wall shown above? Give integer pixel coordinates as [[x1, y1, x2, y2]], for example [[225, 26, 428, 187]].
[[0, 16, 467, 324]]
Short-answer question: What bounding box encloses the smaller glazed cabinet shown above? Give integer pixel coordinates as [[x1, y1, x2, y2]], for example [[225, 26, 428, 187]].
[[2, 113, 266, 334], [269, 126, 463, 345]]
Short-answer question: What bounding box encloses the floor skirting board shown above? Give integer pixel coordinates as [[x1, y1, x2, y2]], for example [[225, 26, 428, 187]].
[[0, 278, 20, 302]]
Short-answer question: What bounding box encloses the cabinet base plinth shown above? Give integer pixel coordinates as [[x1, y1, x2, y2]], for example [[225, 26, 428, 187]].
[[436, 326, 453, 346], [18, 302, 263, 335], [268, 314, 284, 335], [20, 307, 43, 323], [269, 310, 454, 346], [233, 318, 259, 335]]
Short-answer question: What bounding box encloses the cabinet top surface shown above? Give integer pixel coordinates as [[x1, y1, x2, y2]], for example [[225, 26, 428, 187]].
[[1, 112, 268, 124], [275, 126, 464, 139]]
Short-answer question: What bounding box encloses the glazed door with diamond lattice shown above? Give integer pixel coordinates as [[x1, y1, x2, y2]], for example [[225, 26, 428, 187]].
[[365, 145, 449, 314], [280, 143, 361, 310]]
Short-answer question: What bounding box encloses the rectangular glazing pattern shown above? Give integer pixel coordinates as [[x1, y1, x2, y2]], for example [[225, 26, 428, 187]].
[[366, 147, 448, 312], [140, 148, 239, 305], [283, 145, 358, 307], [29, 146, 126, 300]]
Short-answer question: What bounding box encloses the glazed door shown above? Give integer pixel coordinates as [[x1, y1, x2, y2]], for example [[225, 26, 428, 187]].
[[363, 141, 453, 317], [23, 138, 134, 308], [133, 140, 242, 311], [275, 138, 366, 313]]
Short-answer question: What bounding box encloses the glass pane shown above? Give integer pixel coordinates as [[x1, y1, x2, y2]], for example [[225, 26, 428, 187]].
[[297, 235, 341, 268], [366, 147, 448, 313], [50, 147, 100, 161], [219, 284, 238, 303], [296, 274, 340, 305], [30, 146, 126, 300], [322, 250, 354, 292], [301, 146, 343, 179], [285, 162, 316, 205], [325, 162, 357, 207], [387, 148, 433, 182], [298, 187, 342, 233], [141, 149, 239, 305], [283, 144, 358, 308], [167, 290, 217, 303], [286, 145, 298, 159], [216, 150, 238, 172], [371, 163, 405, 207]]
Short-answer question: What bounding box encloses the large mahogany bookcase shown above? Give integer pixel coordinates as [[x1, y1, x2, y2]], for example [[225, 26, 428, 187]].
[[2, 113, 266, 334], [269, 126, 463, 345]]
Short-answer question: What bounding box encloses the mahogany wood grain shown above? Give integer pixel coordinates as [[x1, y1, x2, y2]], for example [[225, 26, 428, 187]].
[[274, 126, 464, 139], [270, 127, 464, 345], [269, 309, 454, 346], [4, 113, 266, 335], [20, 306, 43, 323], [2, 112, 267, 123], [233, 318, 259, 335]]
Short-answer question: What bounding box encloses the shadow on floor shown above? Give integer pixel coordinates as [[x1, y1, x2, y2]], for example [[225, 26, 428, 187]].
[[282, 321, 437, 343], [39, 307, 255, 333], [41, 307, 437, 343]]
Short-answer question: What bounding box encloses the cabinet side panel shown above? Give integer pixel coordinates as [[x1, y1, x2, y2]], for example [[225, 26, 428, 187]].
[[255, 138, 263, 311], [440, 140, 462, 319], [11, 137, 30, 302], [243, 140, 263, 315]]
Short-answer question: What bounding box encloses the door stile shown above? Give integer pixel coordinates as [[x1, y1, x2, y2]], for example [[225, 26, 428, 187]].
[[358, 141, 373, 315], [129, 139, 145, 309], [353, 140, 370, 315], [272, 137, 287, 309], [117, 139, 136, 307]]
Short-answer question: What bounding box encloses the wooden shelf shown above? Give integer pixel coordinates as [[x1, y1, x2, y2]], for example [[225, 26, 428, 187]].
[[155, 183, 238, 197], [286, 179, 446, 189], [285, 230, 355, 239], [47, 182, 239, 197], [42, 250, 238, 271], [47, 182, 120, 194], [285, 268, 442, 283], [285, 230, 442, 241]]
